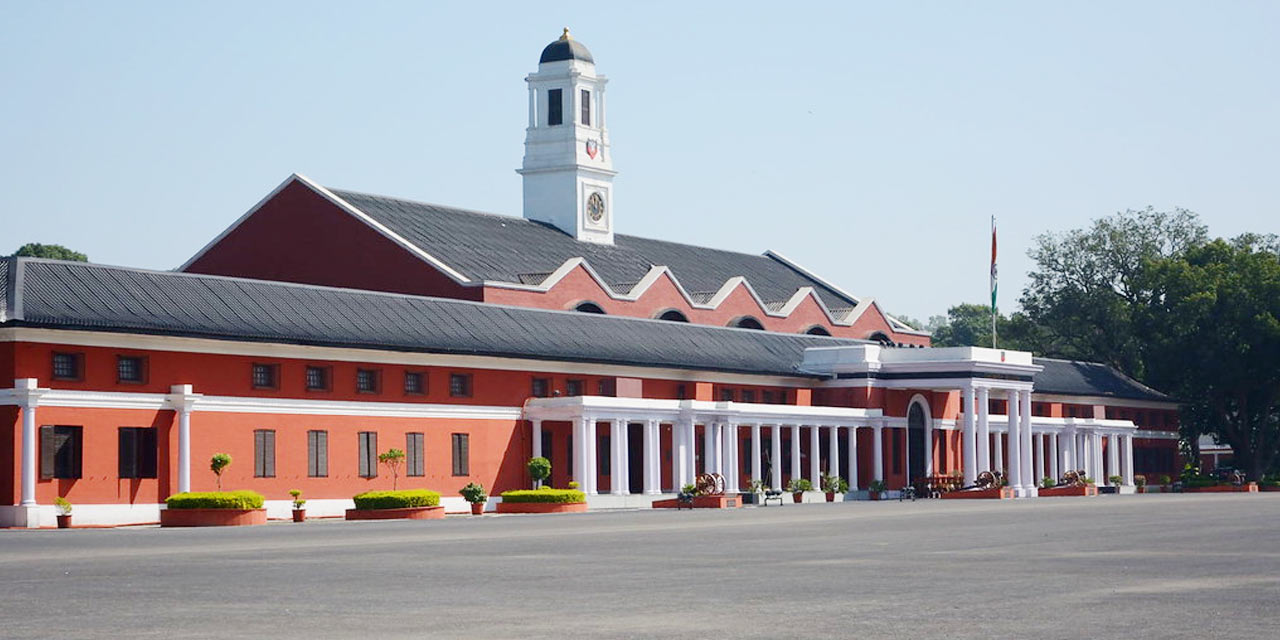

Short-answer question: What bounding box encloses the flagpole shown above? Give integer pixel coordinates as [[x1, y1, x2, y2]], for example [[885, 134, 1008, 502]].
[[990, 215, 998, 349]]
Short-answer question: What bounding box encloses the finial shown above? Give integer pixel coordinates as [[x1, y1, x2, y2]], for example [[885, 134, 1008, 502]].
[[560, 27, 571, 41]]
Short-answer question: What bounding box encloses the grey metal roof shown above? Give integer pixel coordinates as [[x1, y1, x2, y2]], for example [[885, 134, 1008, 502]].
[[2, 258, 867, 377], [1033, 358, 1172, 403], [0, 258, 10, 323], [539, 38, 594, 64], [329, 188, 857, 311]]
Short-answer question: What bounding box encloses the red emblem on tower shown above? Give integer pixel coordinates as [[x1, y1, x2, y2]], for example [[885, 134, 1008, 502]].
[[585, 139, 599, 159]]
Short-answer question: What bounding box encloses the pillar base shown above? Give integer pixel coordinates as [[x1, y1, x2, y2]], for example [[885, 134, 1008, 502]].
[[1, 505, 43, 528]]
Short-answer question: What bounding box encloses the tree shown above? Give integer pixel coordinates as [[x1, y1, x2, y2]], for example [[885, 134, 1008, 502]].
[[1138, 235, 1280, 480], [527, 456, 551, 488], [1018, 207, 1207, 377], [379, 449, 406, 490], [927, 303, 1038, 351], [12, 243, 88, 262], [210, 453, 232, 490]]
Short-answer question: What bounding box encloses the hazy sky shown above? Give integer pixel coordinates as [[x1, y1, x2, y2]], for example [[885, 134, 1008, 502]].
[[3, 2, 1276, 322]]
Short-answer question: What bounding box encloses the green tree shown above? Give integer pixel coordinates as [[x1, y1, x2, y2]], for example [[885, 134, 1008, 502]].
[[927, 303, 1038, 351], [1138, 235, 1280, 480], [527, 456, 551, 488], [12, 243, 88, 262], [1018, 207, 1207, 377], [210, 453, 232, 490], [379, 449, 406, 490]]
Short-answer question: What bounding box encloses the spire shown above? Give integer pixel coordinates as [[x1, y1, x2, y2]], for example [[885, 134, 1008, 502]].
[[560, 27, 571, 41]]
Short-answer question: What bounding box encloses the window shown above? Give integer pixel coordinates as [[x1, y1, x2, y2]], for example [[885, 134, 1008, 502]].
[[762, 390, 779, 404], [531, 377, 550, 398], [307, 430, 328, 477], [730, 316, 764, 330], [407, 432, 425, 477], [675, 384, 687, 400], [892, 429, 902, 474], [40, 426, 82, 479], [117, 356, 145, 383], [719, 388, 735, 402], [580, 89, 591, 125], [305, 366, 330, 391], [450, 373, 472, 398], [541, 430, 553, 469], [599, 434, 610, 475], [548, 88, 563, 125], [657, 309, 688, 322], [566, 379, 583, 397], [356, 369, 380, 394], [251, 363, 278, 389], [358, 431, 378, 478], [451, 433, 470, 476], [573, 301, 606, 314], [597, 379, 615, 397], [52, 352, 82, 381], [404, 371, 425, 395], [117, 427, 157, 478], [740, 390, 756, 403], [254, 429, 276, 478]]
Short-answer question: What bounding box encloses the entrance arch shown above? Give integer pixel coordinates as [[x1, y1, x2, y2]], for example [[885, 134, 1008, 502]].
[[907, 396, 931, 484]]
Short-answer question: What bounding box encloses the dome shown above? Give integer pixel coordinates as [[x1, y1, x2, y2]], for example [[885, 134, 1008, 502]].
[[539, 28, 594, 64]]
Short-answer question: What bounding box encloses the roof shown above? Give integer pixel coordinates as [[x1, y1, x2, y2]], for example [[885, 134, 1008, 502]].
[[1033, 358, 1172, 403], [328, 188, 859, 310], [540, 35, 594, 64], [1, 258, 867, 378]]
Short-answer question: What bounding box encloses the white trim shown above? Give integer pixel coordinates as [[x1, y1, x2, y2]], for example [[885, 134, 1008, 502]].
[[0, 327, 817, 387], [1030, 393, 1177, 410], [763, 249, 862, 307]]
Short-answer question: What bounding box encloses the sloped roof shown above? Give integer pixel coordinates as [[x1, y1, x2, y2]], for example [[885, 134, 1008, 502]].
[[327, 188, 858, 310], [2, 258, 866, 377], [1033, 358, 1171, 403]]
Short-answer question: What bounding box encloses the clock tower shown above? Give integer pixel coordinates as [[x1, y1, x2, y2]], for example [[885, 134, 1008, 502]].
[[518, 29, 616, 245]]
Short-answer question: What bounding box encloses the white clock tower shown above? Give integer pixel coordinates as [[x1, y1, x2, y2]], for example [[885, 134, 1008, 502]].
[[518, 29, 616, 245]]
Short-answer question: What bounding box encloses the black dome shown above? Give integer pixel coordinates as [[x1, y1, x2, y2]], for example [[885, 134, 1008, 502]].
[[539, 29, 594, 64]]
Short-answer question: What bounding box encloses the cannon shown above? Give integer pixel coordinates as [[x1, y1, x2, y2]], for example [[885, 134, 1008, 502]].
[[695, 473, 726, 496]]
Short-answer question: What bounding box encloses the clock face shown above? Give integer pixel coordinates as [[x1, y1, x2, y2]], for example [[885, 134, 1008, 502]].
[[586, 192, 606, 224]]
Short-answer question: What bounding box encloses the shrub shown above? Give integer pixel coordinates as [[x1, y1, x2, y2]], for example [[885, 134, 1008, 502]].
[[1183, 475, 1218, 488], [500, 489, 586, 504], [210, 453, 232, 490], [1158, 474, 1172, 485], [527, 457, 551, 487], [352, 489, 440, 510], [289, 489, 305, 510], [567, 481, 580, 490], [1108, 475, 1124, 485], [788, 478, 813, 493], [1134, 475, 1147, 487], [1041, 477, 1056, 489], [820, 473, 848, 494], [54, 496, 72, 515], [679, 483, 697, 496], [166, 490, 265, 510], [459, 482, 488, 504], [867, 479, 887, 493]]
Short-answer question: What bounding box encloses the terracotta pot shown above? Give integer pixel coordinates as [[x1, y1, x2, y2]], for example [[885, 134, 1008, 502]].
[[869, 492, 881, 501], [292, 509, 306, 522], [792, 492, 804, 503], [1137, 486, 1146, 494], [56, 514, 71, 529], [825, 492, 835, 502], [470, 502, 485, 515]]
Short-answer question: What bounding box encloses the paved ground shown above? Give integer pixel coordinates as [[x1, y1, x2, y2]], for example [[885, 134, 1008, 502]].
[[2, 494, 1278, 639]]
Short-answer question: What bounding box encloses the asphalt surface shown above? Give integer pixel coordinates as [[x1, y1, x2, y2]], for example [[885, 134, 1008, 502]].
[[2, 494, 1278, 639]]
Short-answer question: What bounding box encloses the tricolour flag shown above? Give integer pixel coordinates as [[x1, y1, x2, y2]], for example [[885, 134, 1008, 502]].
[[990, 216, 998, 312]]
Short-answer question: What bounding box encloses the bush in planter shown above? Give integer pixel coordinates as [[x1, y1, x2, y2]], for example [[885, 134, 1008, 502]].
[[1108, 475, 1124, 486], [500, 489, 586, 504], [679, 483, 698, 497], [787, 478, 813, 493], [820, 473, 849, 494], [867, 479, 887, 496], [527, 457, 551, 488], [167, 490, 265, 510], [460, 482, 488, 504], [1158, 474, 1172, 486], [351, 489, 440, 510], [567, 481, 580, 490], [1134, 475, 1147, 488], [1041, 477, 1056, 489], [289, 489, 306, 510], [54, 496, 72, 516]]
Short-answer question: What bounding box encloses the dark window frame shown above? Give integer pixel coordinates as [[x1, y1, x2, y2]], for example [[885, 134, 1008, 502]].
[[307, 429, 328, 478], [548, 88, 563, 126], [117, 426, 158, 479], [403, 371, 425, 395], [51, 352, 84, 381], [406, 432, 425, 477], [251, 363, 279, 390], [566, 379, 583, 397], [580, 88, 591, 126], [451, 433, 470, 476], [116, 355, 147, 384], [40, 425, 83, 479], [254, 429, 276, 478], [358, 431, 378, 478], [356, 368, 381, 394], [449, 373, 473, 398], [305, 366, 332, 392], [531, 377, 550, 398]]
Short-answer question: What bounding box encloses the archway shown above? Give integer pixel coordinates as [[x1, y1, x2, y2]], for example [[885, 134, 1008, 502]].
[[655, 309, 689, 322], [907, 399, 929, 484], [730, 315, 764, 330], [803, 325, 831, 336], [869, 331, 894, 347], [573, 301, 606, 314]]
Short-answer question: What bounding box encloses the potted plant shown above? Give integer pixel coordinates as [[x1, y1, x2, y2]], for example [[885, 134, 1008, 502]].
[[210, 452, 232, 490], [743, 478, 766, 504], [821, 473, 849, 502], [787, 478, 812, 503], [378, 449, 406, 490], [1158, 474, 1172, 493], [163, 490, 268, 527], [528, 456, 551, 489], [460, 482, 488, 515], [1041, 476, 1056, 489], [289, 489, 306, 522], [54, 496, 72, 529], [1134, 475, 1147, 493], [867, 479, 887, 501]]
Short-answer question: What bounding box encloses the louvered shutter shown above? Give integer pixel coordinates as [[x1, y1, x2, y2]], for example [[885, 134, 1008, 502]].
[[140, 428, 157, 478], [264, 430, 275, 478], [119, 428, 138, 478], [41, 426, 55, 479], [358, 433, 369, 478], [317, 431, 328, 477]]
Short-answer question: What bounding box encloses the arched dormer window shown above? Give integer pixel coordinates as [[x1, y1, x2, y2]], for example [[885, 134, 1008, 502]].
[[656, 309, 689, 322], [730, 316, 765, 330], [803, 325, 832, 336], [868, 331, 895, 347], [573, 301, 606, 314]]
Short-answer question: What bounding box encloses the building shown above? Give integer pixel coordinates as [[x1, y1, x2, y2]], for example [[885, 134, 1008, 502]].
[[0, 31, 1182, 527]]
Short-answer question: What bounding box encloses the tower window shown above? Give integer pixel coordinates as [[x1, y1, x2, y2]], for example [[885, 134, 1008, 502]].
[[580, 89, 591, 126], [548, 88, 563, 126]]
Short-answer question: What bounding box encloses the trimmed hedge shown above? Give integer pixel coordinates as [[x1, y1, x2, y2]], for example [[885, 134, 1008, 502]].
[[166, 490, 265, 510], [352, 489, 441, 510], [500, 488, 586, 504]]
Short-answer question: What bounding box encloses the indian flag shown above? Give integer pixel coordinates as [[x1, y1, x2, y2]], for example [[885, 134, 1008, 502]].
[[990, 216, 998, 312]]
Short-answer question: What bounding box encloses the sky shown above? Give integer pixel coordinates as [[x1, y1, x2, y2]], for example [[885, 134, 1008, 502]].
[[2, 2, 1277, 322]]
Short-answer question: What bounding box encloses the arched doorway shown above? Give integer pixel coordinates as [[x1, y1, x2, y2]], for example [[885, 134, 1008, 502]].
[[907, 401, 928, 484]]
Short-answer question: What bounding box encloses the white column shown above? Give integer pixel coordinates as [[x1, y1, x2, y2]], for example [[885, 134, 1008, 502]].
[[1123, 434, 1135, 485], [1063, 430, 1075, 473], [750, 424, 762, 488], [1107, 434, 1121, 485], [1095, 433, 1105, 482], [685, 421, 697, 484], [923, 413, 933, 478], [531, 419, 543, 458], [1019, 390, 1034, 496], [962, 385, 977, 485], [703, 422, 716, 474], [846, 427, 859, 490], [977, 387, 991, 473], [573, 417, 590, 494], [1049, 432, 1060, 482], [713, 423, 725, 476], [790, 424, 801, 487], [168, 384, 200, 495], [872, 425, 885, 482], [1005, 390, 1022, 495], [608, 420, 624, 495], [809, 425, 821, 486], [723, 422, 739, 491], [828, 425, 840, 478], [1033, 431, 1045, 486], [993, 432, 1004, 473], [771, 424, 783, 491], [673, 418, 688, 489], [642, 419, 657, 494]]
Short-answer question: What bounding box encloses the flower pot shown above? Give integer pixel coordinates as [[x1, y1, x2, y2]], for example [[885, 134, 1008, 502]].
[[56, 514, 71, 529], [292, 509, 306, 523], [792, 492, 804, 503], [470, 502, 485, 515], [825, 492, 835, 502], [1136, 486, 1146, 494], [869, 492, 881, 501]]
